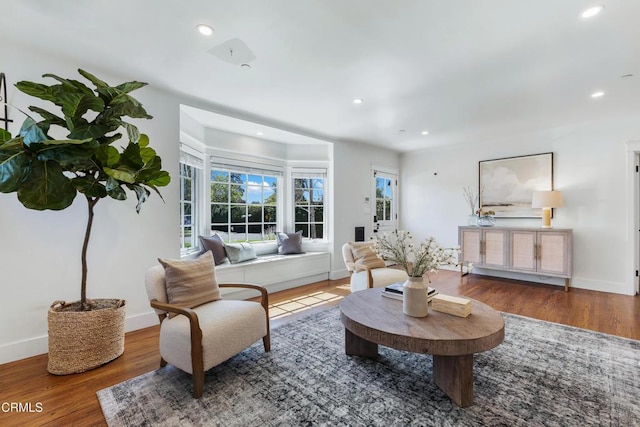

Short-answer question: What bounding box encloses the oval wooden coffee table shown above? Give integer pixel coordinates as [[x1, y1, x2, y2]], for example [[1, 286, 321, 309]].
[[339, 288, 505, 407]]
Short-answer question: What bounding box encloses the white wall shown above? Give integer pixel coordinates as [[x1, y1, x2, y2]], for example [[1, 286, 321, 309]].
[[400, 113, 640, 295], [331, 141, 401, 278]]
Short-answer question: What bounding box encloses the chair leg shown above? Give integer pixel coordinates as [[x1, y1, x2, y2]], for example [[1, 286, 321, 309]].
[[263, 333, 271, 352], [193, 367, 204, 398]]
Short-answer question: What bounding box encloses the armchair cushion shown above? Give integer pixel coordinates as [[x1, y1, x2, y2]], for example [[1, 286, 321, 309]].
[[159, 299, 267, 374], [158, 251, 221, 317], [350, 241, 386, 269]]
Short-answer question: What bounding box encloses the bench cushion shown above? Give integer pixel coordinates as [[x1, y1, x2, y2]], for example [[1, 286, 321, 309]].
[[225, 242, 258, 264]]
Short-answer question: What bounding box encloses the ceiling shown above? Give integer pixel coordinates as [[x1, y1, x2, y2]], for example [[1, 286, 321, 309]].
[[1, 1, 639, 152]]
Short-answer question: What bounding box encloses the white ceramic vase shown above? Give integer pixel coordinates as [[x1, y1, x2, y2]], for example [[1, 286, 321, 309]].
[[402, 276, 428, 317]]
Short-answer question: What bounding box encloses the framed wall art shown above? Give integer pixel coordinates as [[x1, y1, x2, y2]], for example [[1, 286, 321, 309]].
[[479, 152, 553, 218]]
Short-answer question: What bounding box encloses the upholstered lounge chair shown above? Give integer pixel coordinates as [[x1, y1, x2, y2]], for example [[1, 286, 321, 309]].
[[145, 259, 270, 398], [342, 241, 407, 292]]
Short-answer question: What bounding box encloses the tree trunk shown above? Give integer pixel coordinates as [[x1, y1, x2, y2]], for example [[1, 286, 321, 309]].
[[81, 196, 99, 310]]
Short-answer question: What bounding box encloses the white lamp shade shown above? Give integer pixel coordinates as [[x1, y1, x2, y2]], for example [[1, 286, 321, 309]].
[[531, 191, 563, 208]]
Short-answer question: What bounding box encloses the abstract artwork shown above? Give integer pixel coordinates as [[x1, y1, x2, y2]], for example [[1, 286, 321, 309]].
[[479, 153, 553, 218]]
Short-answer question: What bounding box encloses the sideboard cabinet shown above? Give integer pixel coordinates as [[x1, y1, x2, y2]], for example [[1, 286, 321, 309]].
[[458, 226, 573, 291]]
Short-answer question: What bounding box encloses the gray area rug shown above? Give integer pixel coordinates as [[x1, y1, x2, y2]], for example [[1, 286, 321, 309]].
[[98, 307, 640, 426]]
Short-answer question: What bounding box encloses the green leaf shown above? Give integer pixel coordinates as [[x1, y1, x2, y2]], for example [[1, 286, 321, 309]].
[[140, 146, 156, 164], [104, 166, 135, 184], [58, 92, 105, 119], [0, 150, 29, 193], [106, 176, 126, 200], [138, 134, 149, 148], [16, 160, 76, 210], [67, 123, 115, 140], [0, 128, 13, 143], [115, 81, 147, 94], [96, 145, 120, 167], [36, 140, 98, 164], [15, 81, 58, 103], [78, 69, 109, 89], [28, 106, 67, 132], [0, 136, 23, 151], [105, 93, 152, 119], [128, 184, 150, 213], [41, 74, 94, 95], [146, 170, 171, 187], [122, 121, 140, 143], [119, 142, 144, 169], [72, 176, 107, 198], [19, 117, 47, 146], [100, 133, 123, 145]]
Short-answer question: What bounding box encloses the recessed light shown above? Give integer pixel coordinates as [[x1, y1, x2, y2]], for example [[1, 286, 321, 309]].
[[591, 91, 605, 98], [421, 130, 429, 135], [353, 98, 363, 104], [581, 5, 604, 19], [196, 24, 214, 36], [256, 131, 264, 136]]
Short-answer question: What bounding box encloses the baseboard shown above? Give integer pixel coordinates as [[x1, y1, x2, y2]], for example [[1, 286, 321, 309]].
[[0, 311, 161, 365], [469, 268, 632, 295], [0, 335, 48, 365], [570, 276, 633, 295], [330, 269, 349, 280], [125, 311, 160, 331]]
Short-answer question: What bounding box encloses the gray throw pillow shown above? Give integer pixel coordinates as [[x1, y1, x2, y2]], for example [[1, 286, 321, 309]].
[[277, 231, 304, 255], [199, 234, 229, 265], [224, 243, 257, 264]]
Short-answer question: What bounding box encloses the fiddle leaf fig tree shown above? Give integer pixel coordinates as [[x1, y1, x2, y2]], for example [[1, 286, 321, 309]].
[[0, 69, 170, 310]]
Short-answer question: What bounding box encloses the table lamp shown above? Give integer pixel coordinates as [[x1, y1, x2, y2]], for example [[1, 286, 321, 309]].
[[531, 191, 563, 228]]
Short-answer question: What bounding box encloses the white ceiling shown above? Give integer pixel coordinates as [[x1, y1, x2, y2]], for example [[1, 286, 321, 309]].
[[1, 1, 639, 152]]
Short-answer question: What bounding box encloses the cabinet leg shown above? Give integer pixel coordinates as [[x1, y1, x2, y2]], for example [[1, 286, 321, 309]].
[[564, 278, 569, 292]]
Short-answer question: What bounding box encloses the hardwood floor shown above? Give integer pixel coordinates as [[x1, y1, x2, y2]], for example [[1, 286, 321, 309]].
[[1, 271, 638, 426]]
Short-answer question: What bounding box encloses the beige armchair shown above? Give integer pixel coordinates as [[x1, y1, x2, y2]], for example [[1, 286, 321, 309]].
[[145, 264, 270, 398], [342, 242, 407, 292]]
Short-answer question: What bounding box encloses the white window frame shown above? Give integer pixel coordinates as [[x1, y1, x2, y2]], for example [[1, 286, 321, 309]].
[[179, 148, 205, 256], [209, 158, 284, 243], [291, 168, 327, 241]]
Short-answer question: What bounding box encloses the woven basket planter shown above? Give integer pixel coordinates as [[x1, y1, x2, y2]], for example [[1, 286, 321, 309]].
[[47, 299, 126, 375]]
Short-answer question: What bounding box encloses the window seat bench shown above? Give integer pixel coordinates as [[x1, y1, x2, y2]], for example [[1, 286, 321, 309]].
[[215, 250, 331, 300]]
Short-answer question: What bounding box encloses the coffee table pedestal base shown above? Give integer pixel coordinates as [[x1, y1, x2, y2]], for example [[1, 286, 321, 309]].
[[345, 329, 378, 358], [433, 354, 474, 407], [345, 329, 475, 407]]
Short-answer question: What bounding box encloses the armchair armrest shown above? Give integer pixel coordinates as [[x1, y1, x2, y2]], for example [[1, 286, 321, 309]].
[[351, 264, 374, 289], [150, 299, 204, 391], [150, 299, 201, 327], [345, 261, 356, 273], [219, 282, 268, 307]]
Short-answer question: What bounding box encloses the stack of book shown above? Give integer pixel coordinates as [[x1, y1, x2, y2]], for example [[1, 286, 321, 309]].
[[381, 282, 437, 302]]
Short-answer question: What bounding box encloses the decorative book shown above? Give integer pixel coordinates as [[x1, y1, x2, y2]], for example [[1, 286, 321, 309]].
[[381, 282, 437, 302], [431, 294, 472, 318]]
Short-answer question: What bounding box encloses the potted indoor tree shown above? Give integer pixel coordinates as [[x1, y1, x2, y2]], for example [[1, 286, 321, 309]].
[[0, 69, 170, 374]]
